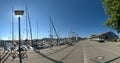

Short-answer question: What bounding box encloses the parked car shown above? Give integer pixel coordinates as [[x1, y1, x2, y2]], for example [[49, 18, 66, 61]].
[[59, 41, 65, 45], [98, 39, 105, 43], [35, 45, 44, 49], [66, 41, 73, 45]]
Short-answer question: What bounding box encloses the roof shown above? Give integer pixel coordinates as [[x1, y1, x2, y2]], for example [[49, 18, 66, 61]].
[[98, 31, 110, 36]]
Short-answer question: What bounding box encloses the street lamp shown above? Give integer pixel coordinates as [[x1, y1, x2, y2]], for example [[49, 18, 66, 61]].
[[14, 10, 24, 63]]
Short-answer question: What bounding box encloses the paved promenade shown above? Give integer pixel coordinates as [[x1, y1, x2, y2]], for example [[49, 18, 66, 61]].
[[5, 45, 68, 63]]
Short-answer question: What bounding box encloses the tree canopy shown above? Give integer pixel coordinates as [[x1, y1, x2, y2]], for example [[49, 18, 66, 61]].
[[101, 0, 120, 33]]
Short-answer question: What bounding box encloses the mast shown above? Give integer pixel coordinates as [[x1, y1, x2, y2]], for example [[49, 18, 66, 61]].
[[49, 18, 53, 39], [37, 20, 38, 39], [25, 6, 33, 47], [49, 16, 60, 46], [49, 18, 53, 47], [69, 27, 72, 38], [68, 26, 72, 42], [26, 7, 28, 40], [12, 7, 14, 44]]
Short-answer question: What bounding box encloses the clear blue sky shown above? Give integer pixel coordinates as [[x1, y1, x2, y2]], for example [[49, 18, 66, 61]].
[[0, 0, 118, 40]]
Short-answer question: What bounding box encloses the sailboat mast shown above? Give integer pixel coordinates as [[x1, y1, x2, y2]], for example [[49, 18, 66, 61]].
[[12, 7, 14, 43], [37, 20, 38, 39], [49, 18, 52, 38], [26, 7, 28, 40], [49, 17, 59, 45], [25, 6, 33, 47]]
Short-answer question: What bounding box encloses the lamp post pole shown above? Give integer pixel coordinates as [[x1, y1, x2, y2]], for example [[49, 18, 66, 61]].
[[15, 10, 24, 63], [18, 16, 22, 63]]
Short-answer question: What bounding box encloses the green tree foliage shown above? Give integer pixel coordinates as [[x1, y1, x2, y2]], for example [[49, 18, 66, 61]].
[[101, 0, 120, 33]]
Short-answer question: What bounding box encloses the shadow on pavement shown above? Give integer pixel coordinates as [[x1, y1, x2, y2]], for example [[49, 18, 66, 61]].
[[35, 51, 64, 63], [104, 56, 120, 63]]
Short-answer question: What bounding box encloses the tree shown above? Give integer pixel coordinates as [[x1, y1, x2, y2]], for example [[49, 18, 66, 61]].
[[101, 0, 120, 33]]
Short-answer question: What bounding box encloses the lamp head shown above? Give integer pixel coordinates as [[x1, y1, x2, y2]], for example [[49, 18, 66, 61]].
[[14, 10, 24, 16]]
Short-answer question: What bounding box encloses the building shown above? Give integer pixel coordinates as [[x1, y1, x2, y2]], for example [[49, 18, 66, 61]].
[[98, 31, 118, 41], [90, 31, 118, 41]]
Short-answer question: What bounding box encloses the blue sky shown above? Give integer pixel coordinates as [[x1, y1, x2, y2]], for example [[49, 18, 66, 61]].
[[0, 0, 118, 40]]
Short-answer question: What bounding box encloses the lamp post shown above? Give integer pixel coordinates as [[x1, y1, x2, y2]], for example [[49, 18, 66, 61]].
[[14, 10, 24, 63]]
